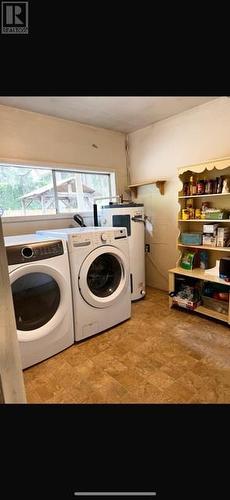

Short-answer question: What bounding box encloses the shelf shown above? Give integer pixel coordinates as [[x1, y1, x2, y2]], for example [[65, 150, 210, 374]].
[[128, 179, 166, 197], [178, 219, 230, 222], [169, 266, 230, 286], [195, 305, 229, 323], [178, 243, 230, 252], [173, 303, 229, 323], [178, 193, 230, 199]]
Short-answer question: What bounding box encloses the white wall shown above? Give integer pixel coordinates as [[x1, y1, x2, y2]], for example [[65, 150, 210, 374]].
[[128, 97, 230, 290], [0, 104, 127, 236]]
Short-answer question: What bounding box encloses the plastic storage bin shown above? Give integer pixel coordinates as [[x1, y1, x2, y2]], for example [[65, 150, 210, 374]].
[[180, 232, 203, 245]]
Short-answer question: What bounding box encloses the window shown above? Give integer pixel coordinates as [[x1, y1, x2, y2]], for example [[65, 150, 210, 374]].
[[0, 165, 115, 217]]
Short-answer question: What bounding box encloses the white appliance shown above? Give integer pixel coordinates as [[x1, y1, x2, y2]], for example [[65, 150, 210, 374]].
[[100, 203, 145, 301], [4, 234, 74, 369], [36, 227, 131, 341]]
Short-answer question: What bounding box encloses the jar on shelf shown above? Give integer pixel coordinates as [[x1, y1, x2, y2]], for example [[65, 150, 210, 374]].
[[197, 179, 205, 195], [201, 202, 209, 211], [201, 201, 209, 219]]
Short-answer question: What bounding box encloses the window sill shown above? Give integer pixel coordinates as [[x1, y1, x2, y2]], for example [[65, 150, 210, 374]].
[[1, 212, 94, 224]]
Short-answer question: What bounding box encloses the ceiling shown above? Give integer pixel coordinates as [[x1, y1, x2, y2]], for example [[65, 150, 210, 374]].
[[0, 96, 218, 133]]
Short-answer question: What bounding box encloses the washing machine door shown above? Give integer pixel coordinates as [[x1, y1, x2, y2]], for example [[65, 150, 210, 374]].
[[79, 246, 129, 308], [9, 264, 67, 341]]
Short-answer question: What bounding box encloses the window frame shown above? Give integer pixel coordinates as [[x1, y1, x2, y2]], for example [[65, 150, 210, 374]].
[[0, 163, 117, 222]]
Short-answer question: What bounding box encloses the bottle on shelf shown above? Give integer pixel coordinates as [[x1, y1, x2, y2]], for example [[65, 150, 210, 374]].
[[205, 178, 213, 194], [212, 178, 217, 194], [197, 179, 205, 195], [222, 178, 230, 194], [199, 250, 209, 269], [183, 181, 190, 196], [186, 198, 195, 219], [189, 176, 197, 196], [216, 176, 223, 194]]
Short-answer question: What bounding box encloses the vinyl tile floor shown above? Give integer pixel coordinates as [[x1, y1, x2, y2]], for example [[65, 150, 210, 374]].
[[24, 287, 230, 403]]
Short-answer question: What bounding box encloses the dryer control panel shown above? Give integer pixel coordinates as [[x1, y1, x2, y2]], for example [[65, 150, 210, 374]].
[[6, 240, 64, 265]]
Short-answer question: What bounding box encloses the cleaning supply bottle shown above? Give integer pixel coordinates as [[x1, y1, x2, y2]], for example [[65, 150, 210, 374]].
[[199, 250, 208, 269]]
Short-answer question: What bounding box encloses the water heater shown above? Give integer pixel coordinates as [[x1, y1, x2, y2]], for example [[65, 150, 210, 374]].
[[100, 202, 145, 301]]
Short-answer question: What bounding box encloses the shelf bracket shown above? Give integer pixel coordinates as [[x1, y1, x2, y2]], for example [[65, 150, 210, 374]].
[[130, 186, 138, 198], [156, 181, 165, 195]]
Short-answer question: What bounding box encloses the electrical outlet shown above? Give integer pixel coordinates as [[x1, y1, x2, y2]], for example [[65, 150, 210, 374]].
[[145, 244, 150, 253]]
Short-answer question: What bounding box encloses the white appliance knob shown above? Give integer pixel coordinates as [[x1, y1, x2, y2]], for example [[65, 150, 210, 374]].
[[101, 233, 107, 242]]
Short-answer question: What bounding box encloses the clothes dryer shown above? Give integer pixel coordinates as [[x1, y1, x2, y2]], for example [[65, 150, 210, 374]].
[[4, 234, 74, 369]]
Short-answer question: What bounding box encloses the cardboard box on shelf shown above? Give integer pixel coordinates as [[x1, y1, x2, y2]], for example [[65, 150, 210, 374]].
[[216, 227, 230, 247], [202, 235, 217, 247], [203, 224, 219, 235]]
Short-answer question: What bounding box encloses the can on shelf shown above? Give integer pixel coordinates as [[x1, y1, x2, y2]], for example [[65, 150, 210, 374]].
[[182, 209, 190, 220]]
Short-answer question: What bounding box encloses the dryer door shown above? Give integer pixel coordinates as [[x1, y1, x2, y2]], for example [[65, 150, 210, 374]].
[[79, 246, 129, 308], [9, 264, 67, 341]]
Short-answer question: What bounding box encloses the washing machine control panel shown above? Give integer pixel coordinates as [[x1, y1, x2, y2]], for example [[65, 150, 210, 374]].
[[6, 240, 64, 265], [71, 227, 127, 250]]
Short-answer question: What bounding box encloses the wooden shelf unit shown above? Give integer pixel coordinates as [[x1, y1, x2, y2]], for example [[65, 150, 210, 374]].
[[169, 156, 230, 324], [128, 179, 166, 197], [169, 267, 230, 324]]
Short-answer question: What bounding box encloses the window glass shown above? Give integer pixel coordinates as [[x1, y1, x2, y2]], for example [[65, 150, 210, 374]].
[[0, 165, 113, 217], [0, 166, 54, 217], [54, 171, 111, 213]]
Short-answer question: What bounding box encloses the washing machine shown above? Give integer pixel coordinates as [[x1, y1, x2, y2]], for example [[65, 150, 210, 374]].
[[4, 234, 74, 369], [36, 227, 131, 341], [100, 202, 145, 301]]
